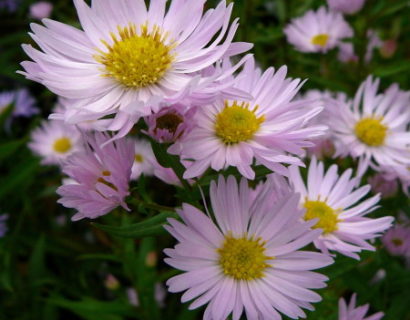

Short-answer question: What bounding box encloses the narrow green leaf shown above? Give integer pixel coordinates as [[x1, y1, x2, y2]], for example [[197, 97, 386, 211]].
[[0, 139, 26, 161], [92, 211, 177, 238], [374, 62, 410, 77]]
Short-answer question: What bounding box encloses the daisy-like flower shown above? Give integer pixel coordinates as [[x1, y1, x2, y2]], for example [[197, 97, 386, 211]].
[[178, 57, 327, 179], [289, 158, 394, 259], [338, 294, 384, 320], [367, 172, 398, 199], [284, 6, 353, 53], [144, 104, 196, 144], [164, 175, 333, 320], [331, 76, 410, 174], [57, 132, 134, 221], [29, 119, 83, 165], [0, 91, 14, 115], [382, 224, 410, 257], [131, 138, 156, 180], [20, 0, 251, 134], [327, 0, 366, 15]]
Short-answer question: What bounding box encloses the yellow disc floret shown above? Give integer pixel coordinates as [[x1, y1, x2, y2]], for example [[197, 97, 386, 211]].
[[217, 234, 272, 280], [53, 137, 72, 153], [215, 101, 265, 144], [96, 23, 175, 89], [311, 34, 329, 47], [304, 200, 339, 234], [354, 117, 387, 147], [134, 154, 144, 163]]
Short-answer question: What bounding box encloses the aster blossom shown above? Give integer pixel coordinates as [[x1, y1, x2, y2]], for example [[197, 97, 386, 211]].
[[165, 175, 333, 320], [178, 57, 327, 179], [284, 6, 353, 53], [144, 103, 196, 144], [29, 119, 83, 165], [330, 76, 410, 174], [382, 224, 410, 257], [131, 138, 156, 180], [20, 0, 251, 136], [57, 132, 134, 221], [289, 157, 394, 259], [327, 0, 366, 15], [338, 294, 384, 320]]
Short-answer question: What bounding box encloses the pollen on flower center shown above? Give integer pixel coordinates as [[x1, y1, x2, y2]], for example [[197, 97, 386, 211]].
[[304, 200, 339, 234], [135, 154, 144, 163], [392, 238, 403, 247], [311, 34, 329, 47], [156, 113, 183, 134], [53, 137, 72, 153], [95, 23, 174, 89], [354, 117, 387, 147], [215, 101, 265, 145], [217, 235, 272, 280]]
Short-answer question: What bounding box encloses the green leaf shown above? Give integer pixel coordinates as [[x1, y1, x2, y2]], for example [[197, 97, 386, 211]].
[[0, 139, 26, 161], [28, 235, 47, 284], [373, 62, 410, 77], [0, 157, 39, 200], [47, 296, 135, 319], [92, 211, 178, 238]]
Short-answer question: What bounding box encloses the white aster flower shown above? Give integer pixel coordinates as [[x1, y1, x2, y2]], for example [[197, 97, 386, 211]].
[[284, 6, 353, 53], [330, 76, 410, 174], [29, 119, 83, 165], [177, 57, 327, 180], [20, 0, 251, 136], [131, 138, 157, 180], [165, 175, 333, 320], [289, 157, 394, 259]]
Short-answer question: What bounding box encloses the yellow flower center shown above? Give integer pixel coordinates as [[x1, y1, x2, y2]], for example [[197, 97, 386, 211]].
[[215, 101, 265, 145], [311, 34, 329, 47], [134, 154, 144, 163], [53, 137, 72, 153], [304, 200, 339, 234], [217, 235, 272, 280], [96, 24, 174, 89], [354, 117, 387, 147]]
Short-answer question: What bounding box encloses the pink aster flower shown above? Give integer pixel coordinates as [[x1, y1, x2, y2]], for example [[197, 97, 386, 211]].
[[29, 119, 83, 166], [338, 42, 358, 63], [144, 103, 196, 144], [339, 294, 384, 320], [328, 0, 366, 15], [367, 172, 398, 199], [20, 0, 251, 136], [330, 76, 410, 175], [284, 6, 353, 53], [382, 224, 410, 257], [178, 57, 327, 180], [164, 175, 333, 320], [57, 132, 134, 221], [289, 157, 394, 259], [30, 1, 53, 19]]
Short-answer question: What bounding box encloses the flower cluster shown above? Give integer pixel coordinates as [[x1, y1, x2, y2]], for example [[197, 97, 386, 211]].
[[19, 0, 406, 318]]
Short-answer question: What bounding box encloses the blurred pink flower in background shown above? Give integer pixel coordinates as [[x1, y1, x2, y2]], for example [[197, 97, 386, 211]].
[[284, 6, 353, 53], [29, 1, 53, 19], [327, 0, 366, 15], [382, 224, 410, 257], [338, 293, 384, 320], [368, 172, 399, 199]]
